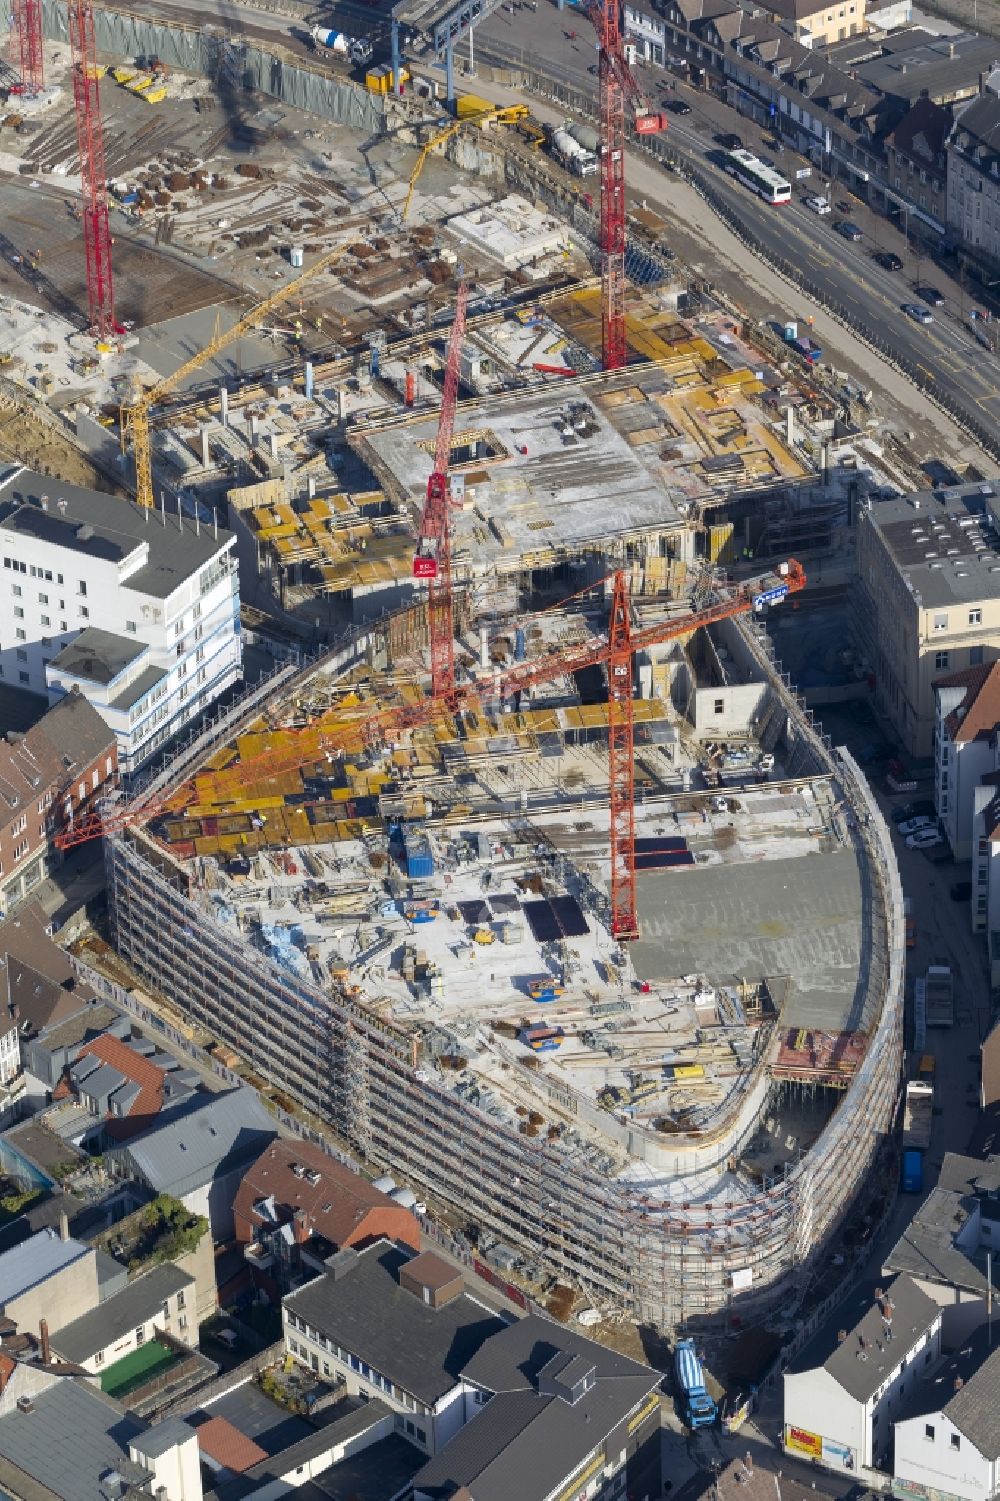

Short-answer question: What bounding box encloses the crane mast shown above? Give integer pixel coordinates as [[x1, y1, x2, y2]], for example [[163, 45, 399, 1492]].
[[67, 0, 115, 339], [12, 0, 45, 98], [413, 282, 468, 703]]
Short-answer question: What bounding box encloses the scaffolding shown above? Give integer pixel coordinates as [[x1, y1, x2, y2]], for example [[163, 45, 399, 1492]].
[[106, 665, 904, 1331]]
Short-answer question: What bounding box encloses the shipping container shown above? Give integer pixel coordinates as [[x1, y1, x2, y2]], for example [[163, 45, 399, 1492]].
[[902, 1149, 924, 1193], [403, 827, 434, 879], [902, 1079, 933, 1151]]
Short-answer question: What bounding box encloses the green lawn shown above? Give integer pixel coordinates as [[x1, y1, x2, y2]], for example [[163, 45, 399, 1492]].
[[101, 1339, 180, 1398]]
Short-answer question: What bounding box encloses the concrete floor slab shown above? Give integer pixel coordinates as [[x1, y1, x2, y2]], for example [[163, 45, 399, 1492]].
[[631, 849, 862, 1031]]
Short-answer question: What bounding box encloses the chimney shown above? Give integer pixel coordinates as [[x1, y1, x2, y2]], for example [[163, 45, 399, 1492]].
[[955, 1375, 964, 1391], [40, 495, 49, 511], [39, 1319, 50, 1365], [745, 1453, 754, 1474], [948, 41, 955, 57], [59, 1210, 69, 1242]]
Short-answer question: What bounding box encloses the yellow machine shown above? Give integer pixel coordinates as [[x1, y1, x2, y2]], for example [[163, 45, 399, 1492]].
[[472, 928, 496, 945], [402, 103, 532, 222], [121, 241, 351, 509]]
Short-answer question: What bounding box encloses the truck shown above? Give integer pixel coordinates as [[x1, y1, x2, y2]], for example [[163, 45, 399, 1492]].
[[925, 964, 954, 1027], [551, 126, 598, 178], [674, 1339, 717, 1429], [310, 26, 373, 65], [902, 1078, 933, 1152], [792, 334, 822, 365], [902, 1148, 924, 1193]]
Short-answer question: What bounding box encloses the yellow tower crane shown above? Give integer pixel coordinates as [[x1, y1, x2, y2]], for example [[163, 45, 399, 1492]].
[[121, 240, 353, 509], [402, 104, 529, 223]]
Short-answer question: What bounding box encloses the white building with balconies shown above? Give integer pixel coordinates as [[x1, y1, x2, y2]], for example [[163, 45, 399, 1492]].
[[0, 468, 241, 775]]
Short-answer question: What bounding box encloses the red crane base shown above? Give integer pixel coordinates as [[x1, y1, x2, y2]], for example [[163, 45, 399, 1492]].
[[608, 570, 637, 941]]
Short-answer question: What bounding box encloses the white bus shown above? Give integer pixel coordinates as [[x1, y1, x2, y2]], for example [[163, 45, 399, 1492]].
[[723, 148, 791, 205]]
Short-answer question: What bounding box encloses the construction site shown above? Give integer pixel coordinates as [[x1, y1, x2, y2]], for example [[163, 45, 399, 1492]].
[[1, 0, 907, 1334]]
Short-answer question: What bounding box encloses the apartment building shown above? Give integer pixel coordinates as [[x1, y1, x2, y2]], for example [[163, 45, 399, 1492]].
[[784, 1275, 942, 1475], [761, 0, 867, 47], [0, 468, 241, 776], [947, 75, 1000, 279], [852, 484, 1000, 758], [0, 691, 116, 919], [894, 1333, 1000, 1501], [934, 664, 1000, 861], [886, 96, 952, 236]]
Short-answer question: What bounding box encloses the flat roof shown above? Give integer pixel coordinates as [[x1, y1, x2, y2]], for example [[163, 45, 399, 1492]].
[[631, 846, 864, 1032], [852, 29, 998, 99], [865, 482, 1000, 609], [49, 624, 147, 685], [109, 663, 169, 712], [0, 467, 234, 600], [0, 1378, 149, 1500]]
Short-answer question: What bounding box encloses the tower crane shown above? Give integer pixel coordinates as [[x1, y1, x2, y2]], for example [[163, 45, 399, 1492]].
[[121, 240, 352, 509], [412, 281, 468, 703], [56, 560, 807, 940], [402, 106, 529, 224], [587, 0, 643, 370], [12, 0, 45, 98], [67, 0, 115, 339]]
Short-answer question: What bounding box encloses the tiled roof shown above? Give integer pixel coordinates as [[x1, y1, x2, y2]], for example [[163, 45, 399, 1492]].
[[75, 1033, 165, 1141], [196, 1415, 269, 1473], [234, 1139, 420, 1254], [937, 662, 1000, 743]]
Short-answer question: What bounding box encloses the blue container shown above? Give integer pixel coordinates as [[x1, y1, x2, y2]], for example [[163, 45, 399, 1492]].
[[902, 1149, 924, 1193]]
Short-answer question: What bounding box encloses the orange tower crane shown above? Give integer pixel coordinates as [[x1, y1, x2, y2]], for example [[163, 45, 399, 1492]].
[[57, 562, 807, 939], [412, 281, 469, 703]]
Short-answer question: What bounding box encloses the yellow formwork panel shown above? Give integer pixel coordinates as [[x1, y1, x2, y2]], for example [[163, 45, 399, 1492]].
[[195, 836, 222, 856]]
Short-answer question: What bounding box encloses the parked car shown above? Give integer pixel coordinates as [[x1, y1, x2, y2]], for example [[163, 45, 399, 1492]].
[[903, 302, 934, 324], [716, 132, 742, 149], [907, 827, 944, 850], [892, 800, 935, 824], [805, 195, 831, 216], [950, 880, 972, 902], [915, 284, 945, 306], [836, 220, 864, 241], [874, 251, 903, 271], [667, 98, 691, 114], [898, 815, 935, 836]]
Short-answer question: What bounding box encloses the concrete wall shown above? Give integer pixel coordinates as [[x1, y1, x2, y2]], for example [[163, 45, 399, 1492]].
[[2, 0, 384, 135], [692, 681, 767, 736], [4, 1245, 99, 1338], [896, 1407, 996, 1501]]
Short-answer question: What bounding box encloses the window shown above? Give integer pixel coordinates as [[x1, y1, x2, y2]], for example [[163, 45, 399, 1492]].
[[970, 608, 983, 626], [78, 782, 86, 800], [40, 615, 49, 628], [971, 645, 984, 666], [177, 1289, 185, 1310], [78, 580, 87, 597], [11, 584, 20, 597], [94, 1351, 104, 1367], [126, 620, 136, 633], [951, 1435, 961, 1452], [13, 607, 22, 620], [38, 593, 47, 605], [714, 698, 725, 714], [60, 621, 67, 632], [105, 757, 113, 777], [56, 573, 62, 585], [79, 606, 89, 619], [933, 613, 949, 632], [15, 649, 26, 662], [17, 672, 28, 686]]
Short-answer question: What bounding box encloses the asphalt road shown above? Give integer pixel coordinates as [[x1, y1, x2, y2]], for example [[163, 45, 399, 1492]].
[[462, 4, 1000, 446]]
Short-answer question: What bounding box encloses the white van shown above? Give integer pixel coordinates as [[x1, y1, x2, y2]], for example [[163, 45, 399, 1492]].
[[805, 194, 831, 215]]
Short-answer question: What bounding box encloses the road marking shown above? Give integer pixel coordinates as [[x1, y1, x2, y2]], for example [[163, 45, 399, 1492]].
[[917, 364, 936, 382]]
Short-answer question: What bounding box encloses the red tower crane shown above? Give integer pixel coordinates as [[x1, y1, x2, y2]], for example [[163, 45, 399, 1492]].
[[11, 0, 45, 98], [412, 281, 469, 703], [589, 0, 639, 371], [607, 570, 637, 940], [67, 0, 116, 339], [57, 561, 807, 944]]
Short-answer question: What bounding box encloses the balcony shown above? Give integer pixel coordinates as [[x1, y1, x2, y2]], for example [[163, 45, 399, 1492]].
[[244, 1241, 275, 1270]]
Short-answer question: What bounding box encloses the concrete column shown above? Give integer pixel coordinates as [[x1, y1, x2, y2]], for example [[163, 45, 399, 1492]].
[[480, 625, 489, 669], [304, 362, 315, 400], [785, 405, 794, 446], [219, 387, 229, 427], [392, 19, 402, 97], [249, 414, 259, 446], [269, 432, 279, 459], [308, 475, 317, 499], [446, 40, 454, 102], [201, 428, 211, 468]]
